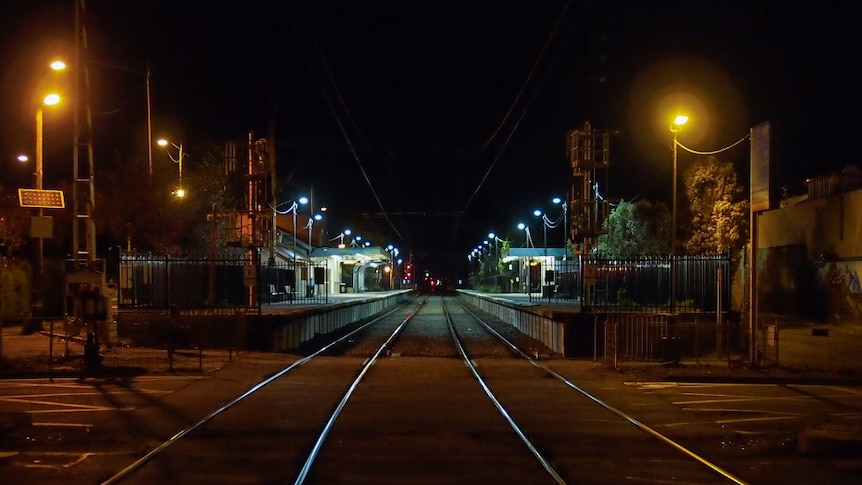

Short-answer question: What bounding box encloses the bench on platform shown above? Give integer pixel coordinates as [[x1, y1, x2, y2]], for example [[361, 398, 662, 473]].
[[269, 284, 285, 303], [283, 285, 297, 301]]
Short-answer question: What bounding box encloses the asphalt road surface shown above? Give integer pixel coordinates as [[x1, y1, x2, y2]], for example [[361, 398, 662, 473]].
[[1, 297, 860, 484]]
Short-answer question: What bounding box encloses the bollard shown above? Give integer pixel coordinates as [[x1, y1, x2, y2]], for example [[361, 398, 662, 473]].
[[84, 329, 101, 368]]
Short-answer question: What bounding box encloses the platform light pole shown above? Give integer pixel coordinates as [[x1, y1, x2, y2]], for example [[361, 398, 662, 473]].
[[272, 197, 308, 268], [332, 229, 351, 248], [552, 196, 567, 256], [305, 211, 321, 295]]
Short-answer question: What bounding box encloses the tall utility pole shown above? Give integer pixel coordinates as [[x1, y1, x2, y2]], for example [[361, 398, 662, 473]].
[[568, 122, 615, 307], [72, 0, 97, 270], [568, 122, 614, 254], [146, 64, 152, 181]]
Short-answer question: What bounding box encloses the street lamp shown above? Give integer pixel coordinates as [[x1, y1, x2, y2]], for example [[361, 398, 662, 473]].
[[331, 229, 351, 248], [307, 212, 322, 247], [517, 222, 534, 248], [35, 92, 62, 282], [272, 196, 308, 268], [487, 232, 497, 268], [670, 114, 688, 255], [534, 209, 547, 258], [552, 196, 568, 256], [156, 139, 187, 198], [305, 211, 322, 293], [383, 264, 392, 290], [517, 222, 534, 296], [669, 114, 688, 314], [36, 93, 61, 192]]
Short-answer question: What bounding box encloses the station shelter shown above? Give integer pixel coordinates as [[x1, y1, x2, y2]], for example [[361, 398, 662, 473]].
[[501, 247, 570, 294], [309, 246, 392, 295]]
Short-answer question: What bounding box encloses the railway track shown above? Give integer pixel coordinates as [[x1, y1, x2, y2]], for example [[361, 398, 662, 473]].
[[98, 295, 749, 484]]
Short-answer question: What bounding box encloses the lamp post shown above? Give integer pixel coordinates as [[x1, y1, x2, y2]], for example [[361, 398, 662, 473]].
[[384, 265, 392, 290], [669, 115, 688, 314], [305, 211, 321, 295], [535, 208, 550, 299], [487, 232, 498, 273], [274, 197, 308, 268], [553, 196, 567, 256], [517, 222, 533, 248], [517, 222, 533, 296], [156, 139, 186, 198], [35, 93, 62, 282], [332, 229, 351, 248], [36, 94, 61, 191], [670, 115, 688, 255], [307, 213, 322, 248], [534, 209, 547, 258]]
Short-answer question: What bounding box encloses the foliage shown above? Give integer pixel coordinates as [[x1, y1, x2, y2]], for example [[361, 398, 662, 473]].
[[363, 267, 384, 291], [0, 191, 31, 258], [682, 156, 749, 255], [94, 144, 238, 256], [596, 200, 670, 257], [0, 261, 32, 322]]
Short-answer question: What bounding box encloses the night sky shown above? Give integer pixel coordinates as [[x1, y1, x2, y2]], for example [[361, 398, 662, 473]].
[[2, 1, 860, 279]]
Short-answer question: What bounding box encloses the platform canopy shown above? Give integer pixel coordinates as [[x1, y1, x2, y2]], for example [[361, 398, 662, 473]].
[[310, 246, 391, 264], [501, 247, 569, 262]]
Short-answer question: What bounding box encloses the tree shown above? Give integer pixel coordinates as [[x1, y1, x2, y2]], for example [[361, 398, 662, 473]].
[[94, 143, 236, 256], [597, 200, 670, 257], [682, 156, 749, 255], [0, 191, 30, 258]]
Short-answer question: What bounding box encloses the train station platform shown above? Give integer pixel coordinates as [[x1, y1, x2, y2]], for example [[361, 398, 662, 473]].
[[458, 291, 582, 313]]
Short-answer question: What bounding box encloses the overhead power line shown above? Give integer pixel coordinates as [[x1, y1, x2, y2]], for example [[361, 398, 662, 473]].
[[286, 1, 407, 244], [462, 0, 576, 213]]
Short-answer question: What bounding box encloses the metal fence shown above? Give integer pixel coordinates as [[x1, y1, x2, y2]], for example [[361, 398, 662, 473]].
[[0, 313, 243, 376], [1, 292, 410, 377], [589, 255, 731, 313], [117, 254, 330, 310], [597, 312, 745, 367], [475, 254, 731, 313]]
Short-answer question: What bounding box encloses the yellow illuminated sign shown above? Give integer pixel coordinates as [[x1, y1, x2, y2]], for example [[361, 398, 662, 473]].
[[18, 188, 66, 208]]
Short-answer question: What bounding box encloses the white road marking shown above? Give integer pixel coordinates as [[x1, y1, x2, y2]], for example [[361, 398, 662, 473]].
[[673, 395, 814, 405], [32, 422, 94, 428]]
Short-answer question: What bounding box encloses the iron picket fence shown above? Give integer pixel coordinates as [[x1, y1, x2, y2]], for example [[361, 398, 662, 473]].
[[474, 254, 731, 314], [116, 253, 330, 310]]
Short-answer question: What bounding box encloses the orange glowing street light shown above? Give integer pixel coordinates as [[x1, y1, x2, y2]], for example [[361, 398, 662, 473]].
[[670, 114, 689, 256], [157, 138, 186, 198], [669, 114, 688, 314]]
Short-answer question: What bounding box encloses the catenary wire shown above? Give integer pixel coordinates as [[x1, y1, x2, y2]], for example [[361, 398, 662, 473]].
[[288, 0, 407, 243], [463, 0, 577, 212]]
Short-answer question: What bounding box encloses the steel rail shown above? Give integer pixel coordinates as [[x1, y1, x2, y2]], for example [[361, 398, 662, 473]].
[[292, 298, 425, 484], [458, 301, 749, 485], [441, 298, 567, 485], [101, 299, 422, 485]]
